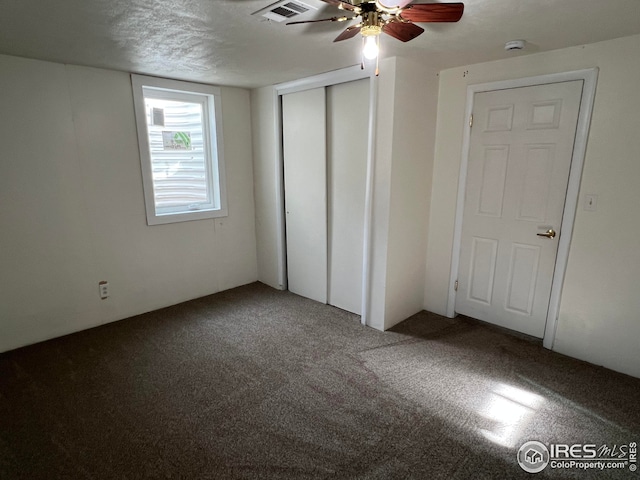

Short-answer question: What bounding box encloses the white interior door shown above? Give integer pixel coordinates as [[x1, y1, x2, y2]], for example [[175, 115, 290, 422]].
[[456, 81, 583, 337], [282, 88, 327, 303], [327, 79, 369, 315]]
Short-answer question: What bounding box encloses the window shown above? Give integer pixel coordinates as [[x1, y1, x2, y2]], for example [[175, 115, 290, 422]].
[[131, 75, 227, 225]]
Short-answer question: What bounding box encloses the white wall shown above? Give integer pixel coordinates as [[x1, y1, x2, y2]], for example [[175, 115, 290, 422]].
[[367, 58, 397, 330], [383, 57, 437, 330], [368, 57, 437, 330], [250, 86, 282, 290], [425, 34, 640, 378], [0, 54, 258, 352]]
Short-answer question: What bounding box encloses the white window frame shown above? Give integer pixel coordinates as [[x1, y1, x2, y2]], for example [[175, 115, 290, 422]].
[[131, 74, 227, 225]]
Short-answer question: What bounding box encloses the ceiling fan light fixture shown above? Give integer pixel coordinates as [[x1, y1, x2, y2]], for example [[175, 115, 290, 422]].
[[363, 34, 380, 59], [361, 24, 382, 60], [361, 24, 383, 36], [286, 1, 465, 73], [374, 0, 401, 15]]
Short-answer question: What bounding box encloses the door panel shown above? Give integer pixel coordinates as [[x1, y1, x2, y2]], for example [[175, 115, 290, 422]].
[[282, 88, 327, 303], [504, 243, 540, 315], [517, 144, 555, 221], [456, 81, 583, 337], [326, 79, 369, 314], [468, 237, 498, 305], [478, 146, 509, 217]]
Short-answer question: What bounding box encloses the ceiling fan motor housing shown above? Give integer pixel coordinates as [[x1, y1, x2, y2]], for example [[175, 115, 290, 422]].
[[362, 10, 382, 34]]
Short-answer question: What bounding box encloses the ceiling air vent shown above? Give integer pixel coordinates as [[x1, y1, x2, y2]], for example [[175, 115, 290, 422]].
[[252, 0, 317, 23]]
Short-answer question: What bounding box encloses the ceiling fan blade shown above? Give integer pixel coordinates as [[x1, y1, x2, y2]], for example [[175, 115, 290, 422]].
[[320, 0, 359, 12], [400, 2, 464, 23], [287, 16, 350, 25], [334, 24, 362, 42], [382, 21, 424, 42]]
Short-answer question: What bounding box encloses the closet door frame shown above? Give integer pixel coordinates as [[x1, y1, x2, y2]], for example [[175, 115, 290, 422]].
[[274, 65, 378, 325]]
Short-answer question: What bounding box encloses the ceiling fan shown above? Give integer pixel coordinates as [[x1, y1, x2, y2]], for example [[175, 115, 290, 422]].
[[287, 0, 464, 71]]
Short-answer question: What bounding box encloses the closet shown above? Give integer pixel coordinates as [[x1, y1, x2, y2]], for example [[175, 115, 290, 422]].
[[282, 78, 369, 314]]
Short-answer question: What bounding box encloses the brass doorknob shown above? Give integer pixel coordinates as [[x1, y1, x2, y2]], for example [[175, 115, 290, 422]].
[[537, 229, 556, 239]]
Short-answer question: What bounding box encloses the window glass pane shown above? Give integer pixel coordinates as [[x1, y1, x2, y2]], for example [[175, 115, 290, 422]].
[[143, 97, 210, 212], [132, 74, 227, 225]]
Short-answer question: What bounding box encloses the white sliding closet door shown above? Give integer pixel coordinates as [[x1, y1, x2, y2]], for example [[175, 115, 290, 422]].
[[282, 79, 368, 314], [327, 79, 369, 314], [282, 88, 327, 303]]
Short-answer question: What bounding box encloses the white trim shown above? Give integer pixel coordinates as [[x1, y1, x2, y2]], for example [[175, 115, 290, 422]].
[[360, 74, 379, 326], [133, 74, 223, 96], [543, 69, 598, 348], [447, 86, 475, 317], [447, 68, 599, 350], [131, 74, 228, 226], [273, 65, 378, 322], [275, 65, 370, 96], [272, 87, 287, 290]]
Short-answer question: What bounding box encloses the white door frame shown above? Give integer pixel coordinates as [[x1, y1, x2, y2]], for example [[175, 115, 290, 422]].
[[273, 65, 379, 326], [447, 68, 598, 349]]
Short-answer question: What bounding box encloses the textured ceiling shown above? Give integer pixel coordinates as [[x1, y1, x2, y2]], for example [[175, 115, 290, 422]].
[[0, 0, 639, 88]]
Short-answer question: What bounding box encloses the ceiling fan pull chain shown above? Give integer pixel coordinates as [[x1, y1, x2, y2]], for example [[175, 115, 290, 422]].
[[375, 53, 379, 76], [375, 35, 380, 76]]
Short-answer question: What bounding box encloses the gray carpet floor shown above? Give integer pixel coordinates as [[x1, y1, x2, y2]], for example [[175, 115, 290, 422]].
[[1, 282, 639, 479]]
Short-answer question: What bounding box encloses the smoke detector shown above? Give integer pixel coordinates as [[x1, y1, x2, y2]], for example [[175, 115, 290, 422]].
[[505, 40, 526, 51]]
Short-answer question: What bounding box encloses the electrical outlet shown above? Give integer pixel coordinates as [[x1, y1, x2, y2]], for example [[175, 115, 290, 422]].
[[99, 281, 109, 299]]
